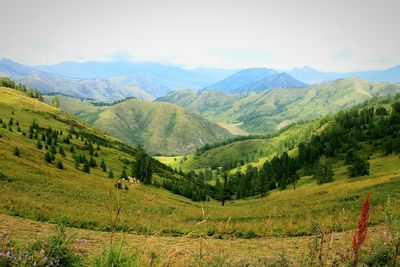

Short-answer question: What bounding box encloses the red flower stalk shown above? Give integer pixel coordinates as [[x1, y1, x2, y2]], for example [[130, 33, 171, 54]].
[[352, 192, 371, 266]]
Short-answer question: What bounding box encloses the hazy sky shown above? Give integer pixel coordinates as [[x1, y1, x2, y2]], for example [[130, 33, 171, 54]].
[[1, 0, 399, 71]]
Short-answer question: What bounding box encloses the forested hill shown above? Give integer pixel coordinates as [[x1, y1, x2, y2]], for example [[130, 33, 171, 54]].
[[0, 80, 214, 205], [217, 93, 400, 200], [158, 78, 400, 134]]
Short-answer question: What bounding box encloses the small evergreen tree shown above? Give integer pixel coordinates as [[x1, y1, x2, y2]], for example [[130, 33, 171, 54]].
[[314, 155, 334, 184], [120, 168, 127, 179], [56, 161, 64, 170], [100, 159, 107, 172], [348, 156, 370, 178], [13, 147, 20, 156], [45, 151, 52, 163], [108, 169, 114, 178], [36, 141, 43, 150], [89, 156, 97, 167], [82, 161, 90, 173], [59, 146, 66, 157]]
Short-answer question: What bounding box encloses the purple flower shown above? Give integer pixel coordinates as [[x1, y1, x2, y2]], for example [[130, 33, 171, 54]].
[[6, 251, 11, 257]]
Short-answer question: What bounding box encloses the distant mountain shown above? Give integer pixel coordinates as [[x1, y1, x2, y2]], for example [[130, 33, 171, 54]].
[[289, 66, 340, 84], [34, 60, 237, 91], [204, 68, 278, 93], [0, 58, 154, 101], [203, 68, 305, 93], [236, 72, 306, 93], [348, 65, 400, 83], [289, 65, 400, 84], [109, 72, 172, 98], [159, 78, 400, 133], [53, 95, 233, 155]]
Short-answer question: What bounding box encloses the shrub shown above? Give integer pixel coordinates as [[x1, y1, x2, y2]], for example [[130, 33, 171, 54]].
[[348, 155, 370, 178], [314, 155, 334, 184], [56, 161, 64, 170], [13, 147, 20, 156]]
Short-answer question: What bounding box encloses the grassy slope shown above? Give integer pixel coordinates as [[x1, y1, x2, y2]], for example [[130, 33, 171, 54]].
[[50, 95, 233, 155], [2, 87, 399, 240], [158, 79, 400, 133], [1, 86, 400, 241], [157, 120, 322, 172]]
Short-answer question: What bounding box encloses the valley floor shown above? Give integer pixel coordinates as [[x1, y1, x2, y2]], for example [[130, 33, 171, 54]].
[[0, 214, 387, 266]]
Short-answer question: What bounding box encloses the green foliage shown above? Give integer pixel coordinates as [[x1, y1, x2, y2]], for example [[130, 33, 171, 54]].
[[100, 159, 107, 172], [13, 147, 20, 156], [45, 151, 53, 163], [108, 169, 114, 178], [314, 155, 334, 184], [132, 150, 153, 184], [56, 161, 64, 170], [0, 77, 44, 102], [93, 242, 140, 267], [348, 156, 370, 178], [82, 161, 90, 173]]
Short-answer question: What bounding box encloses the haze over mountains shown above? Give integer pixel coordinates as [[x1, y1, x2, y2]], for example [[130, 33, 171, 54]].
[[1, 58, 400, 103]]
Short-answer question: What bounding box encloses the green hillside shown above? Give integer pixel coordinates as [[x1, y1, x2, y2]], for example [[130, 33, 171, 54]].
[[2, 83, 400, 266], [158, 78, 400, 133], [48, 95, 233, 155], [157, 120, 323, 172]]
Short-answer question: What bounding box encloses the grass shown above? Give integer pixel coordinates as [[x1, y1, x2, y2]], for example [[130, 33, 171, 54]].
[[48, 95, 233, 155], [1, 87, 400, 239], [156, 120, 322, 172], [159, 78, 400, 134]]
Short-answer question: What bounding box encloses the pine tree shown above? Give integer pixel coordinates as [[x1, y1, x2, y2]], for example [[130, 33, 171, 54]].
[[100, 159, 107, 172], [59, 146, 66, 157], [56, 161, 64, 170], [45, 151, 52, 163], [89, 156, 97, 168], [120, 168, 127, 179], [348, 156, 370, 178], [82, 161, 90, 173], [108, 169, 114, 178], [36, 141, 43, 150], [13, 147, 20, 156], [314, 155, 334, 184]]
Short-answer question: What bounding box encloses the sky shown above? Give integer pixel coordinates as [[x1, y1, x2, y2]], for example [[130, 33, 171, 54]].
[[0, 0, 399, 71]]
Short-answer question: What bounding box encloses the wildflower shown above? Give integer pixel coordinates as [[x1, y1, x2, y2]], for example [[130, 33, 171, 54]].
[[6, 250, 10, 257], [352, 192, 370, 266]]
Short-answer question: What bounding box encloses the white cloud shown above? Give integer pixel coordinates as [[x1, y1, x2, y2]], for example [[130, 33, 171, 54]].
[[0, 0, 399, 71]]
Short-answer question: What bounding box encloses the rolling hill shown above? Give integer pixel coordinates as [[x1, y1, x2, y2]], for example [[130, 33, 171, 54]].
[[159, 78, 400, 134], [0, 58, 154, 101], [50, 95, 233, 155], [2, 79, 400, 266]]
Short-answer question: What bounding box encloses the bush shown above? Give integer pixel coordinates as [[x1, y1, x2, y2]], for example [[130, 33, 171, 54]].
[[348, 155, 370, 178], [13, 147, 20, 156], [56, 161, 64, 170], [314, 155, 334, 184]]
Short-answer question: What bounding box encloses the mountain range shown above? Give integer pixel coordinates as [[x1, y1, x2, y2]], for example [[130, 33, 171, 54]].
[[1, 58, 400, 102]]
